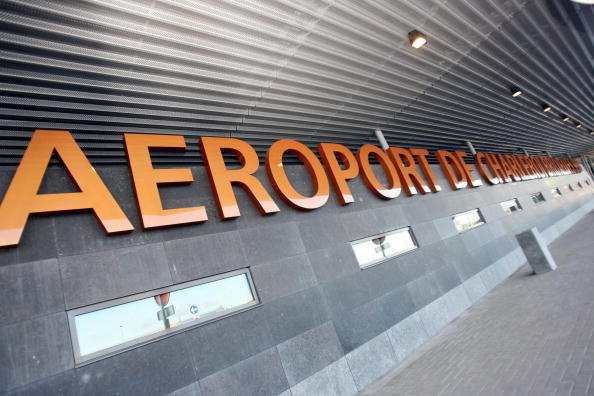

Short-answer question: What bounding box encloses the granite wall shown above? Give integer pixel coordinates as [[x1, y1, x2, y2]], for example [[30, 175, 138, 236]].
[[1, 161, 593, 396]]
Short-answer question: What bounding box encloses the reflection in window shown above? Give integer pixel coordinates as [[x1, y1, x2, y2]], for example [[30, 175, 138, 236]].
[[452, 209, 486, 232], [500, 198, 523, 215], [551, 187, 562, 198], [351, 227, 418, 268], [69, 270, 257, 364], [531, 192, 546, 204]]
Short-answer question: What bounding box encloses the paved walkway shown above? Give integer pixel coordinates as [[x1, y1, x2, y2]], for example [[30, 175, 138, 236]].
[[360, 211, 594, 396]]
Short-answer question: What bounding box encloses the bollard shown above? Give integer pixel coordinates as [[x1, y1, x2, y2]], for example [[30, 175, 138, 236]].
[[515, 227, 557, 274]]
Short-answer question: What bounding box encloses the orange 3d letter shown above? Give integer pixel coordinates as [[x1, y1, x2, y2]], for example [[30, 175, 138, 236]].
[[387, 147, 432, 196], [318, 143, 359, 205], [266, 140, 330, 210], [0, 129, 133, 247], [436, 150, 468, 190], [199, 137, 280, 219], [125, 133, 207, 229], [356, 144, 402, 199]]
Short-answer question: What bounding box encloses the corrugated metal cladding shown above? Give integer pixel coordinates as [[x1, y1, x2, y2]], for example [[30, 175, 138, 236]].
[[0, 0, 593, 165]]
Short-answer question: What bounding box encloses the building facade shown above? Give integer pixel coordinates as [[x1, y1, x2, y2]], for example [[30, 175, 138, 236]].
[[1, 155, 593, 395], [1, 0, 594, 395]]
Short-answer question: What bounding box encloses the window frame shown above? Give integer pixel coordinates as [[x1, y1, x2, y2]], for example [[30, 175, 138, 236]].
[[451, 208, 486, 233], [67, 268, 259, 366], [531, 192, 546, 205], [500, 198, 523, 215], [350, 226, 419, 269]]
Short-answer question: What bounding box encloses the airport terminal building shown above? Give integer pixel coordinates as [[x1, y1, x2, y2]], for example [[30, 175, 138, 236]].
[[1, 1, 594, 395]]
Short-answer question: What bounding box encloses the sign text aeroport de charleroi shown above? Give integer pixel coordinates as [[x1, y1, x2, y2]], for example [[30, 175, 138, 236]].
[[0, 129, 582, 248]]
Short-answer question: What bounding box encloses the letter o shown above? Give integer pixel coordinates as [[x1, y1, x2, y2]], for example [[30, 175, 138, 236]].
[[266, 139, 330, 210]]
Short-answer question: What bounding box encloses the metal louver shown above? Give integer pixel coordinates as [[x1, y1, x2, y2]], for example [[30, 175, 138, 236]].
[[1, 0, 593, 165]]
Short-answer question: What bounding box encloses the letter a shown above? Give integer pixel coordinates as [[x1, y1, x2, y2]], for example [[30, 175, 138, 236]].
[[0, 130, 133, 247]]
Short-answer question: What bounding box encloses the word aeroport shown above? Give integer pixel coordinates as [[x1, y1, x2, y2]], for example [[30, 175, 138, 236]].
[[0, 129, 581, 247]]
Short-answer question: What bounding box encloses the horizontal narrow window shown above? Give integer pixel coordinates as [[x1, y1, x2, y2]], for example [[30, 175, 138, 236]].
[[551, 187, 562, 198], [565, 184, 574, 192], [351, 227, 418, 268], [68, 269, 258, 365], [452, 209, 485, 232], [531, 192, 546, 204], [500, 198, 523, 215]]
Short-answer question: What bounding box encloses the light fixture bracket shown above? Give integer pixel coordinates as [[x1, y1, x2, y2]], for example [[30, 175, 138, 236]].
[[510, 86, 522, 97]]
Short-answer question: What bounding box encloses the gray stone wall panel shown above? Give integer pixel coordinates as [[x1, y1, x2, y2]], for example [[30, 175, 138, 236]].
[[277, 321, 343, 386], [164, 230, 246, 283], [0, 259, 64, 326], [0, 313, 73, 393], [59, 243, 172, 309], [76, 333, 195, 396], [239, 222, 305, 266], [250, 254, 317, 303], [184, 305, 274, 380], [0, 164, 592, 395], [306, 242, 360, 284], [199, 347, 289, 396], [346, 332, 398, 390]]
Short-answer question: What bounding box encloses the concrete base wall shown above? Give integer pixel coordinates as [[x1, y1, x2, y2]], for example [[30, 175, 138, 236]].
[[1, 163, 593, 396]]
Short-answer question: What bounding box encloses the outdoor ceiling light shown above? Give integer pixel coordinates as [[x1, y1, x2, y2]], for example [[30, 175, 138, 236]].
[[575, 122, 582, 128], [542, 104, 551, 112], [561, 114, 569, 122], [510, 87, 522, 97], [408, 30, 428, 49]]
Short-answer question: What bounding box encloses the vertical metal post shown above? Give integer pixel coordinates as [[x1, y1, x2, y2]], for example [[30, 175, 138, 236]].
[[546, 151, 552, 158], [522, 148, 529, 156], [160, 301, 170, 329], [374, 129, 389, 151], [465, 140, 476, 155]]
